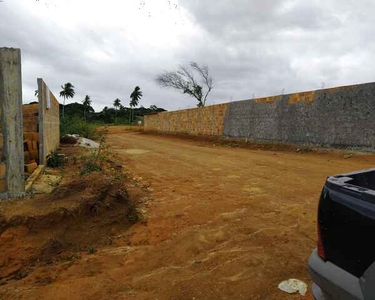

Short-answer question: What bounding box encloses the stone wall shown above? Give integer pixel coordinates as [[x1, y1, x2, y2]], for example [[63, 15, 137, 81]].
[[144, 82, 375, 150], [38, 78, 60, 165], [224, 83, 375, 149], [144, 103, 228, 135]]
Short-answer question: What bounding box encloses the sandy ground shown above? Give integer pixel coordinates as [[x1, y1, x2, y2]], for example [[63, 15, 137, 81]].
[[3, 127, 375, 299]]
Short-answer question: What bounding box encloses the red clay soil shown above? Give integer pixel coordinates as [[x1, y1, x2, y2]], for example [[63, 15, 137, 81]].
[[2, 127, 375, 299], [0, 145, 141, 298]]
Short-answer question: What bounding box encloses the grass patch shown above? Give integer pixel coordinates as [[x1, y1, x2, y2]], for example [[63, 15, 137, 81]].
[[47, 151, 65, 168]]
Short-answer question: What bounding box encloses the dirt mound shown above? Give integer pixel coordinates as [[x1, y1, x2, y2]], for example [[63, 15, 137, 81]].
[[0, 171, 139, 284]]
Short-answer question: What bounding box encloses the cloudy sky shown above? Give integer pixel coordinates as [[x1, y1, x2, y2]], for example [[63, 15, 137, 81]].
[[1, 0, 374, 112]]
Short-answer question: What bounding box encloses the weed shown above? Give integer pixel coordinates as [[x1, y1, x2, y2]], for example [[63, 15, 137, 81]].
[[79, 126, 109, 175], [87, 247, 97, 255], [47, 151, 65, 168], [79, 151, 103, 175]]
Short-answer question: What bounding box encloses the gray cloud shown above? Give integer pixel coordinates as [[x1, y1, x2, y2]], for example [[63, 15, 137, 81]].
[[0, 0, 374, 111]]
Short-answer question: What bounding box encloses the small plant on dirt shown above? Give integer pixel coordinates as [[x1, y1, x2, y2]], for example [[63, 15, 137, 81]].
[[47, 151, 65, 168], [112, 171, 124, 182], [79, 151, 103, 175], [79, 127, 109, 175], [87, 246, 97, 255]]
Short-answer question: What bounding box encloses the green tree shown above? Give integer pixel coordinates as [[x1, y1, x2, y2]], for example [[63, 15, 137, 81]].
[[59, 82, 75, 118], [129, 86, 143, 123], [113, 98, 121, 123], [34, 89, 39, 98], [82, 95, 92, 121]]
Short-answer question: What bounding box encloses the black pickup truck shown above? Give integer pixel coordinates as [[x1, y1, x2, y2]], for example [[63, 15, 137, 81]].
[[309, 168, 375, 300]]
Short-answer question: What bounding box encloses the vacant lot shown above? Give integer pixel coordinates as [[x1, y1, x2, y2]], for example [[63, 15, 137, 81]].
[[2, 127, 375, 299]]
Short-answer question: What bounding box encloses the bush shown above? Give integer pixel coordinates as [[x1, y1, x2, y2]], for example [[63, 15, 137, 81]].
[[60, 117, 98, 140], [47, 151, 65, 168], [78, 128, 109, 176]]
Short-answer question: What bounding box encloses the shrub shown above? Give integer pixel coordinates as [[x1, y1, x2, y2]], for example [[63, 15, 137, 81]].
[[60, 117, 98, 140], [47, 151, 65, 168], [78, 126, 109, 175]]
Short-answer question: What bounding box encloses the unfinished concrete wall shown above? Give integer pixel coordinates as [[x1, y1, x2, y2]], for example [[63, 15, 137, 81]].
[[144, 81, 375, 150], [0, 108, 4, 192], [144, 103, 228, 135], [37, 78, 60, 165], [0, 48, 25, 198]]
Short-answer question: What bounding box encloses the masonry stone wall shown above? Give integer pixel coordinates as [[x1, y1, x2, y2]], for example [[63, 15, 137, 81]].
[[144, 103, 228, 136], [224, 83, 375, 149], [144, 82, 375, 150]]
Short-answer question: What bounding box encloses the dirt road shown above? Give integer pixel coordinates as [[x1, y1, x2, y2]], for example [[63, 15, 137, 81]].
[[4, 128, 375, 299]]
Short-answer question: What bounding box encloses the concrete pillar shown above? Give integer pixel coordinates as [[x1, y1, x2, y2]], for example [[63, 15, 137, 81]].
[[37, 78, 46, 165], [0, 48, 25, 198]]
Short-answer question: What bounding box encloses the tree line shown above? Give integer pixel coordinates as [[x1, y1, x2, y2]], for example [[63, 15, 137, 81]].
[[35, 84, 165, 124], [34, 61, 214, 124]]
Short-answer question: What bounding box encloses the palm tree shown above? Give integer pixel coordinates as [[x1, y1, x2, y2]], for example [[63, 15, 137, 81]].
[[113, 98, 121, 123], [34, 89, 39, 98], [59, 82, 75, 118], [129, 86, 143, 123], [82, 95, 92, 121]]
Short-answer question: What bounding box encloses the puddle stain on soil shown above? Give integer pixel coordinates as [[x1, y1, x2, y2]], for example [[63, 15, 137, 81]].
[[242, 186, 266, 195], [227, 174, 241, 179], [125, 149, 150, 155]]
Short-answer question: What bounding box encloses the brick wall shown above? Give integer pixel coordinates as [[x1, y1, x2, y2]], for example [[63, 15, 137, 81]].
[[38, 79, 60, 165], [144, 103, 228, 136], [23, 104, 39, 132], [144, 81, 375, 150]]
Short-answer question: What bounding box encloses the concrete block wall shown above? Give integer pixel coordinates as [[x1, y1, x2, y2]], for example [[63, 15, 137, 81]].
[[38, 78, 60, 165], [224, 83, 375, 149], [144, 81, 375, 150], [0, 49, 61, 199]]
